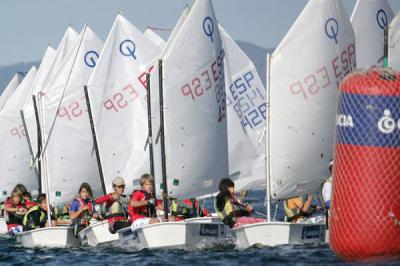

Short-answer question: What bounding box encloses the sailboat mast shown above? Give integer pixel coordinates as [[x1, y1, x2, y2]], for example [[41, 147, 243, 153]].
[[384, 26, 388, 68], [19, 110, 40, 188], [146, 73, 156, 196], [38, 95, 52, 226], [32, 95, 42, 194], [84, 85, 107, 195], [265, 53, 272, 222], [158, 59, 169, 221]]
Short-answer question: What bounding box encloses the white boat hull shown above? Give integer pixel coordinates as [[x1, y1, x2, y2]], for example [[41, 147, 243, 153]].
[[79, 220, 119, 246], [232, 222, 326, 249], [325, 229, 329, 243], [16, 226, 81, 248], [0, 218, 7, 235], [118, 217, 230, 249]]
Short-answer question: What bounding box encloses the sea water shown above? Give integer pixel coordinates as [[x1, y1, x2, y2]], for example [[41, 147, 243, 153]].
[[1, 190, 399, 265]]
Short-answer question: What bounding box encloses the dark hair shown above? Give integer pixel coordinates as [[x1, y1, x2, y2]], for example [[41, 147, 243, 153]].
[[216, 178, 235, 211], [23, 192, 31, 199], [79, 183, 93, 199], [38, 193, 47, 204]]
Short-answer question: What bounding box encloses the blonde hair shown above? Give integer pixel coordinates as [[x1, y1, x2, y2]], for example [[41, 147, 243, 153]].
[[140, 174, 154, 186], [11, 190, 22, 203]]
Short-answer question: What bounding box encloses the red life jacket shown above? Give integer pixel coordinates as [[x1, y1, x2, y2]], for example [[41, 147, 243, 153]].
[[128, 190, 157, 222], [75, 198, 93, 225], [24, 200, 37, 209]]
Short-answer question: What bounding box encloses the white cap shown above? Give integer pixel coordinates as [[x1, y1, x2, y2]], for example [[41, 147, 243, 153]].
[[112, 176, 126, 186]]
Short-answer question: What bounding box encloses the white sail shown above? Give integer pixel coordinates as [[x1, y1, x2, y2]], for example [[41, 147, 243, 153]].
[[219, 25, 266, 191], [144, 28, 166, 49], [0, 67, 38, 201], [0, 74, 21, 112], [151, 5, 191, 194], [160, 4, 190, 58], [269, 0, 355, 199], [389, 11, 400, 70], [38, 27, 80, 94], [40, 26, 103, 206], [23, 27, 78, 163], [351, 0, 393, 68], [21, 47, 56, 163], [87, 14, 160, 193], [160, 0, 228, 198]]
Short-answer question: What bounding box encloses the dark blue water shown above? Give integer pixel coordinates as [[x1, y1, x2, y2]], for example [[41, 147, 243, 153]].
[[1, 190, 399, 265], [1, 237, 400, 266]]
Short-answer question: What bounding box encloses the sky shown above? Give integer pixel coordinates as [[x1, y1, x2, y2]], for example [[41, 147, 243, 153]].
[[1, 0, 400, 66]]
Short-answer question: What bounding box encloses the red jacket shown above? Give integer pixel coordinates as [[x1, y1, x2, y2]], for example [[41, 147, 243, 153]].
[[95, 193, 115, 207], [128, 190, 161, 222], [24, 200, 37, 209], [95, 193, 126, 223]]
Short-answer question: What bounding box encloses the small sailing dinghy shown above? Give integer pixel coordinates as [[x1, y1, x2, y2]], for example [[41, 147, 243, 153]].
[[117, 0, 231, 250], [79, 14, 161, 246], [232, 0, 356, 248], [16, 25, 103, 248]]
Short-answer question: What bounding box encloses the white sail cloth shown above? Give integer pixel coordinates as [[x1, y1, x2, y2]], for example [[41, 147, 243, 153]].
[[144, 28, 166, 50], [219, 25, 266, 192], [157, 0, 228, 199], [23, 27, 78, 162], [0, 74, 21, 112], [351, 0, 394, 68], [0, 67, 37, 201], [40, 26, 103, 206], [87, 14, 160, 194], [389, 11, 400, 70], [268, 0, 355, 199]]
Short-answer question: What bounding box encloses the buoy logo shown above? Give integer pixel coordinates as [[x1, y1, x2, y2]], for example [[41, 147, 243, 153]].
[[336, 114, 354, 128], [378, 109, 398, 134]]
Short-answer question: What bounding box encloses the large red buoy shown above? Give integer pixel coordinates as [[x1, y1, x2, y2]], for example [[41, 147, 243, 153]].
[[330, 69, 400, 260]]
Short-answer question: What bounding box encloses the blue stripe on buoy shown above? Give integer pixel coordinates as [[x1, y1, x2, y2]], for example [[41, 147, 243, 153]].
[[336, 93, 400, 148]]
